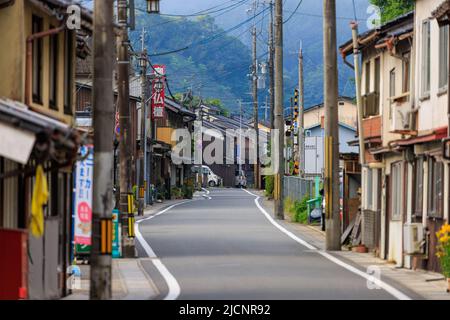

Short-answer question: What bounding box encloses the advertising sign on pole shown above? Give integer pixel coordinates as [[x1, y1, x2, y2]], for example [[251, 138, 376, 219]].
[[74, 145, 94, 253], [112, 209, 120, 258], [151, 64, 166, 119]]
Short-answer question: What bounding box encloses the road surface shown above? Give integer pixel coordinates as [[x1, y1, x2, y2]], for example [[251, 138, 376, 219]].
[[136, 188, 417, 300]]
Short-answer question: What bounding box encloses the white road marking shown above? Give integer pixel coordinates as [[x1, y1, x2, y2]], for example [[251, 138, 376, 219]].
[[241, 188, 412, 301], [135, 200, 194, 300]]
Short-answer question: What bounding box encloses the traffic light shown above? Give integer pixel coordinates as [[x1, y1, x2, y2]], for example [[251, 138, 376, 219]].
[[293, 161, 299, 175], [294, 89, 299, 119]]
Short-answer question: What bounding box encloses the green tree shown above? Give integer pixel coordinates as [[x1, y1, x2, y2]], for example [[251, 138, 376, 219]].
[[370, 0, 414, 23]]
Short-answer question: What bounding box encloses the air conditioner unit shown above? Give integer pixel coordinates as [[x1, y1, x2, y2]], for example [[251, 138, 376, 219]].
[[391, 104, 412, 132], [404, 223, 424, 255]]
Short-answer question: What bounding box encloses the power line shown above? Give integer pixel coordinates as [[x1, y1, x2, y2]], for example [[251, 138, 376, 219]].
[[283, 0, 303, 24]]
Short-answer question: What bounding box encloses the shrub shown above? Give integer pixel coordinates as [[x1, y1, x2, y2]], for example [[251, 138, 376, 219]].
[[293, 195, 310, 224], [264, 175, 274, 198], [182, 178, 194, 199], [436, 224, 450, 278], [171, 187, 183, 199]]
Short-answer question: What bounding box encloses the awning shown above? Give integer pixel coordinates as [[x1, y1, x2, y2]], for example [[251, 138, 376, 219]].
[[0, 98, 80, 166], [394, 127, 448, 146]]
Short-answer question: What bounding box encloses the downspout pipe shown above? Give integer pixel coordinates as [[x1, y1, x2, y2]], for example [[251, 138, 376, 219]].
[[26, 24, 65, 106], [350, 21, 366, 165]]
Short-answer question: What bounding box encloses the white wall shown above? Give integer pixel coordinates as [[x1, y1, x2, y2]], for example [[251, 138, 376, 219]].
[[415, 0, 449, 132]]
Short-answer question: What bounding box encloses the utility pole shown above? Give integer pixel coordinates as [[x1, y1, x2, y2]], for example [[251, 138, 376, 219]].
[[117, 0, 135, 257], [239, 99, 243, 173], [298, 45, 305, 177], [323, 0, 341, 250], [90, 0, 114, 300], [252, 26, 260, 189], [138, 27, 148, 216], [350, 22, 365, 165], [268, 0, 275, 130], [274, 0, 284, 219]]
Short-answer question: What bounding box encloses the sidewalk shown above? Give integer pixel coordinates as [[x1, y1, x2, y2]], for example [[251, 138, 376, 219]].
[[64, 194, 202, 300], [254, 190, 450, 300], [63, 259, 158, 300]]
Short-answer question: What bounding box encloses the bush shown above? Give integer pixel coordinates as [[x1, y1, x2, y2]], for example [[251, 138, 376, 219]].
[[264, 175, 274, 198], [171, 187, 183, 199], [293, 195, 309, 224], [182, 178, 194, 199], [284, 195, 310, 224]]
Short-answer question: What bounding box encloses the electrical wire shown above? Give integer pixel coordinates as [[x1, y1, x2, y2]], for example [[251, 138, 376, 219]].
[[283, 0, 303, 24]]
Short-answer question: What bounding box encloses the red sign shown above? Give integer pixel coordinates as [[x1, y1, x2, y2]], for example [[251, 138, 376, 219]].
[[151, 65, 166, 119]]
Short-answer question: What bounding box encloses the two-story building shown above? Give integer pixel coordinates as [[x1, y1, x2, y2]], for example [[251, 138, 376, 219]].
[[0, 0, 92, 299], [340, 3, 449, 274]]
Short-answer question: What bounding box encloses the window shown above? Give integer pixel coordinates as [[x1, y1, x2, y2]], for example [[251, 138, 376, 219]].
[[389, 68, 396, 119], [374, 57, 381, 110], [402, 52, 411, 94], [421, 20, 431, 96], [413, 157, 424, 217], [428, 158, 443, 218], [32, 15, 43, 104], [49, 29, 58, 110], [366, 168, 373, 210], [365, 61, 371, 94], [391, 162, 403, 221], [439, 25, 449, 90], [64, 30, 73, 115]]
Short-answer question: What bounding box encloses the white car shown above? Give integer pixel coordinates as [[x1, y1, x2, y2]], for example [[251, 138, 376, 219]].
[[191, 165, 222, 187]]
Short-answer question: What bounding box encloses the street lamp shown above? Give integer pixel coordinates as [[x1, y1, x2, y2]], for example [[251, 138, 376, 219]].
[[146, 0, 160, 14]]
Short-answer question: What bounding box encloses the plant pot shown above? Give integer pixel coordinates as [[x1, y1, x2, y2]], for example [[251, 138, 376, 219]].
[[351, 245, 368, 253], [447, 278, 450, 293]]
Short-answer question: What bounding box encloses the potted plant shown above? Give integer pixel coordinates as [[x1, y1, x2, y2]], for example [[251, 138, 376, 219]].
[[436, 223, 450, 292]]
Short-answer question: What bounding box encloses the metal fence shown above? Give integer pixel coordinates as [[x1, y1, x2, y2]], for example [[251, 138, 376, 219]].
[[283, 176, 314, 202]]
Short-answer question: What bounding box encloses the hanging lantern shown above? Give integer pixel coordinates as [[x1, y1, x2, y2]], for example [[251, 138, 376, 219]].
[[146, 0, 160, 14]]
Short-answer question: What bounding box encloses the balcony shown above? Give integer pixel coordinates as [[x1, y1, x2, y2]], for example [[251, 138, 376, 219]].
[[362, 115, 382, 140]]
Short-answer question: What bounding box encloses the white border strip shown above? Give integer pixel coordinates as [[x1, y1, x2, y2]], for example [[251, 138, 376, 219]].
[[135, 200, 194, 300], [241, 188, 412, 301]]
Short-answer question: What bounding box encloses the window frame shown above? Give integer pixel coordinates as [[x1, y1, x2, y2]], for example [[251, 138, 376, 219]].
[[439, 25, 449, 90], [64, 30, 74, 115], [391, 161, 404, 221], [421, 19, 431, 97], [32, 15, 43, 104], [49, 27, 58, 110], [413, 157, 424, 217], [389, 67, 396, 119], [427, 157, 444, 218]]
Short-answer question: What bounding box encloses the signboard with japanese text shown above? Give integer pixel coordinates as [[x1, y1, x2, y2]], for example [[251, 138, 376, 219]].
[[74, 145, 94, 246], [151, 64, 166, 119]]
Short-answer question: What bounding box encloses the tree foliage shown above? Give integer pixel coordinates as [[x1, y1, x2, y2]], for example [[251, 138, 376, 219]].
[[370, 0, 414, 23]]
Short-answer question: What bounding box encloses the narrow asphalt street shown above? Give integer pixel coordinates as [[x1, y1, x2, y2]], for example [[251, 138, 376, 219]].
[[135, 188, 414, 300]]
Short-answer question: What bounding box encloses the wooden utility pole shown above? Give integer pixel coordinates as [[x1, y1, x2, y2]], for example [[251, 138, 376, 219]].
[[298, 46, 305, 176], [350, 22, 365, 165], [138, 41, 148, 216], [90, 0, 115, 299], [252, 27, 260, 189], [274, 0, 284, 219], [323, 0, 341, 250], [117, 0, 135, 257], [268, 0, 275, 130]]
